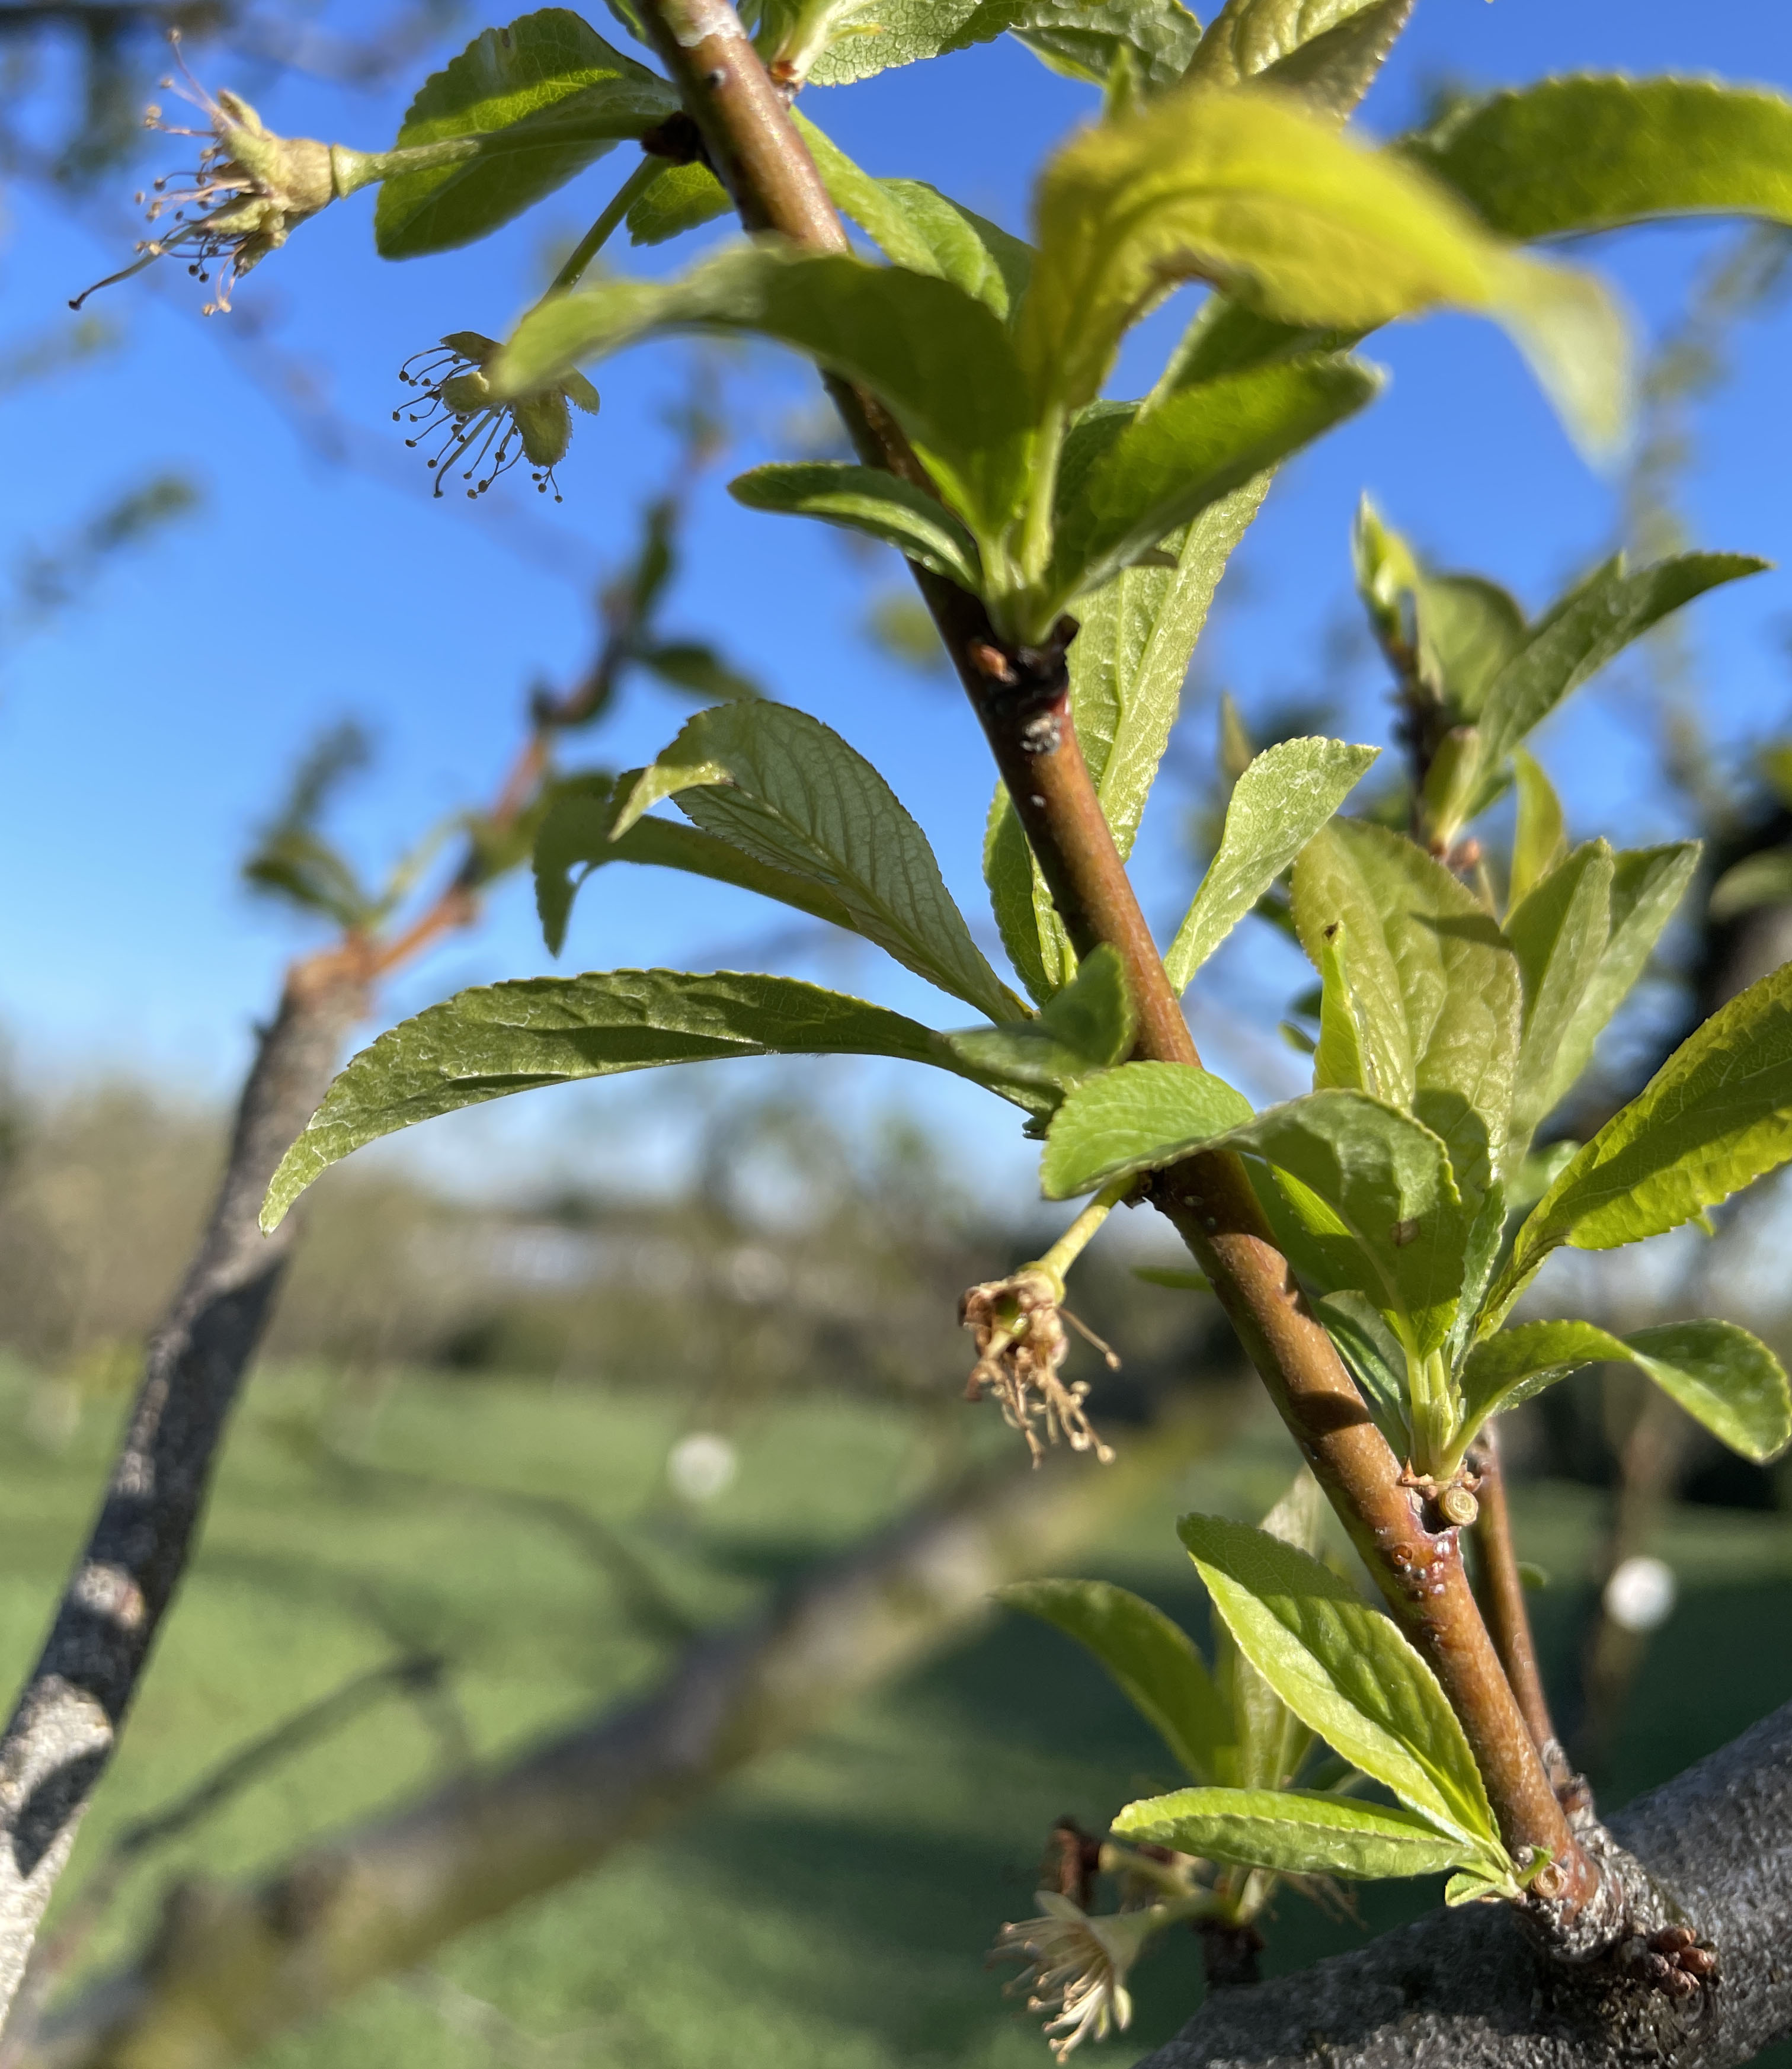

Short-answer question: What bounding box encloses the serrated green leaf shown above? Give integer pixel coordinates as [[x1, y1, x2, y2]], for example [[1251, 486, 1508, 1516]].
[[1548, 843, 1699, 1098], [1165, 736, 1378, 992], [1505, 840, 1613, 1151], [943, 945, 1134, 1104], [1049, 357, 1381, 603], [1001, 1578, 1229, 1782], [996, 0, 1204, 92], [801, 0, 985, 87], [1018, 84, 1629, 454], [532, 772, 856, 957], [1459, 1317, 1791, 1465], [1508, 748, 1567, 911], [793, 113, 1033, 320], [1495, 960, 1792, 1318], [1468, 555, 1766, 814], [375, 12, 675, 258], [1290, 819, 1521, 1206], [492, 245, 1033, 537], [1222, 1090, 1468, 1355], [1183, 0, 1393, 95], [1113, 1786, 1484, 1879], [1040, 1060, 1255, 1197], [729, 462, 984, 589], [1177, 1513, 1501, 1845], [263, 971, 985, 1231], [988, 481, 1268, 1001], [1247, 0, 1412, 124], [615, 701, 1022, 1023], [626, 159, 731, 246], [1407, 75, 1792, 243], [1710, 848, 1792, 923]]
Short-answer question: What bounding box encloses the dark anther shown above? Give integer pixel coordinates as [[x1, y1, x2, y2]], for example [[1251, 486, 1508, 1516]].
[[1651, 1926, 1697, 1955], [1681, 1946, 1720, 1979], [641, 111, 710, 166]]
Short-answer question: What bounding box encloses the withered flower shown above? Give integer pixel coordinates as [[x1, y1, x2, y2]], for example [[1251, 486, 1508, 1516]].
[[396, 333, 600, 502], [72, 34, 374, 316], [992, 1893, 1165, 2060], [960, 1267, 1116, 1466]]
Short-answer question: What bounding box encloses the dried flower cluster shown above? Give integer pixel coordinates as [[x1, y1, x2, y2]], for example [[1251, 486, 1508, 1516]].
[[960, 1268, 1115, 1466]]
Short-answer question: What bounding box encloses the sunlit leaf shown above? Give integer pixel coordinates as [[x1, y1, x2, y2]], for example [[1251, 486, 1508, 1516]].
[[1113, 1786, 1483, 1879], [376, 12, 676, 257]]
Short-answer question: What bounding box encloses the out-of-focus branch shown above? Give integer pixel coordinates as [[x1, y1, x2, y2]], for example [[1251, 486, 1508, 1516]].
[[17, 1410, 1234, 2069], [0, 459, 721, 2032], [1, 1651, 445, 2050], [0, 945, 373, 2025]]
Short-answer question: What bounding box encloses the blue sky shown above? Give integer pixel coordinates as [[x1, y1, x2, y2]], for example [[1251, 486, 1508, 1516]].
[[4, 0, 1792, 1202]]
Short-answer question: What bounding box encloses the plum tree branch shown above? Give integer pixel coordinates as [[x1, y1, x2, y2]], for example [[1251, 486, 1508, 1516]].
[[11, 1416, 1226, 2069], [629, 0, 1588, 1912]]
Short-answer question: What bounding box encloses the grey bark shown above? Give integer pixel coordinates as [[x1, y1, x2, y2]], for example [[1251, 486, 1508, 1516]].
[[1138, 1698, 1792, 2069], [16, 1415, 1223, 2069], [0, 966, 368, 2032]]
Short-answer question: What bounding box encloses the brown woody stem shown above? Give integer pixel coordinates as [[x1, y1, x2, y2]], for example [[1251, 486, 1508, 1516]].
[[633, 0, 1592, 1913], [1467, 1423, 1576, 1798]]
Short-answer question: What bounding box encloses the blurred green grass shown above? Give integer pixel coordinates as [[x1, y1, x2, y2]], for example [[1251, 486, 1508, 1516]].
[[2, 1361, 1789, 2069]]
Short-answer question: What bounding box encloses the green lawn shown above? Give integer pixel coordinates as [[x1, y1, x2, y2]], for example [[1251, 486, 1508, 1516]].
[[2, 1360, 1788, 2069]]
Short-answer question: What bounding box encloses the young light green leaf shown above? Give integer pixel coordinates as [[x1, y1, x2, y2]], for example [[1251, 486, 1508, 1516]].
[[793, 113, 1033, 320], [1495, 960, 1792, 1318], [615, 701, 1023, 1023], [1017, 85, 1630, 454], [533, 771, 855, 956], [1040, 1060, 1255, 1197], [636, 642, 762, 704], [1217, 1091, 1469, 1354], [1247, 0, 1413, 124], [988, 482, 1269, 1000], [944, 945, 1135, 1101], [1407, 76, 1792, 243], [1164, 736, 1379, 992], [1470, 555, 1766, 810], [492, 245, 1034, 537], [1505, 840, 1613, 1151], [1311, 922, 1368, 1093], [1183, 0, 1397, 97], [1416, 575, 1527, 722], [1177, 1513, 1500, 1844], [1290, 819, 1521, 1205], [1049, 357, 1382, 603], [1113, 1786, 1486, 1880], [799, 0, 984, 87], [1313, 1292, 1410, 1452], [627, 160, 731, 246], [1459, 1317, 1791, 1465], [1710, 848, 1792, 924], [1001, 1578, 1230, 1782], [991, 0, 1204, 94], [375, 12, 677, 258], [1508, 748, 1567, 911], [263, 971, 980, 1231], [1546, 843, 1700, 1100], [729, 463, 984, 590]]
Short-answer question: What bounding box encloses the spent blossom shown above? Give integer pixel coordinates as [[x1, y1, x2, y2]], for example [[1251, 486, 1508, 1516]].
[[72, 34, 376, 316], [396, 334, 600, 502], [961, 1267, 1116, 1466], [992, 1894, 1168, 2060]]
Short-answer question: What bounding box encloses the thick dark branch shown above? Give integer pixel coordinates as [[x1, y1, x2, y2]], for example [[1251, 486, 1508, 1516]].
[[0, 953, 369, 2026], [1138, 1697, 1792, 2069], [15, 1416, 1224, 2069]]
